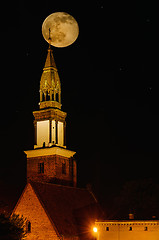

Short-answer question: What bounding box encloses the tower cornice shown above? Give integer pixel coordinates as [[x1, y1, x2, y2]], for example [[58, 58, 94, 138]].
[[33, 108, 67, 122], [25, 146, 76, 158]]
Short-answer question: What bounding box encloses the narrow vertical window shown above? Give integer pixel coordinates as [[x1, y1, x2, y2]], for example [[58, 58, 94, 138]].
[[62, 162, 66, 174], [26, 220, 31, 233], [106, 227, 109, 231], [144, 226, 148, 231], [129, 226, 132, 231], [38, 162, 44, 173]]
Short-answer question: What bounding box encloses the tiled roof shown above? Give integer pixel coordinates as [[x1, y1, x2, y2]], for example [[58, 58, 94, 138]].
[[31, 181, 103, 238]]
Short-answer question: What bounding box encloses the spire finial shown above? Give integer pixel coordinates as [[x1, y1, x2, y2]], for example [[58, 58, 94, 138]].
[[48, 28, 51, 45]]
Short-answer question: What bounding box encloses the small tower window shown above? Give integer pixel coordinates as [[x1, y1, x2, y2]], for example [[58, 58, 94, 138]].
[[62, 162, 66, 175], [38, 162, 44, 173], [144, 226, 148, 231], [129, 226, 132, 231], [26, 220, 31, 233], [106, 227, 109, 231]]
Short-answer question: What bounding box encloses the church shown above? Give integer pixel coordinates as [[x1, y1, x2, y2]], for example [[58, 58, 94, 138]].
[[11, 21, 159, 240], [13, 42, 102, 239]]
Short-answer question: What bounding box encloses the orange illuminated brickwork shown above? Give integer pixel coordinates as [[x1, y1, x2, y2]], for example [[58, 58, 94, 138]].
[[13, 183, 60, 240], [13, 182, 101, 240], [27, 154, 77, 187]]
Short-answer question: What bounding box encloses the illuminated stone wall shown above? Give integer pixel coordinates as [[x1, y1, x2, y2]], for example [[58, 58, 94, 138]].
[[13, 184, 59, 240], [94, 220, 159, 240]]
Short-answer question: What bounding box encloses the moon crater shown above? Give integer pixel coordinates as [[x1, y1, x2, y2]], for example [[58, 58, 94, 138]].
[[42, 12, 79, 48]]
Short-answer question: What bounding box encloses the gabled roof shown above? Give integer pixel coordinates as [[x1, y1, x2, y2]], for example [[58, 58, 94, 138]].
[[30, 181, 103, 239]]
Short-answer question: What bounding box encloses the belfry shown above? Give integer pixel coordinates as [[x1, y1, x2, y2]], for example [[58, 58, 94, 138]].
[[25, 44, 77, 187]]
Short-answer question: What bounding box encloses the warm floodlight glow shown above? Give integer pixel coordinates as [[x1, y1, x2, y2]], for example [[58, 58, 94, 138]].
[[93, 227, 98, 233]]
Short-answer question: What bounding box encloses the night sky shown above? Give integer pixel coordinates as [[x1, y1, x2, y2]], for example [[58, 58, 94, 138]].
[[0, 1, 159, 214]]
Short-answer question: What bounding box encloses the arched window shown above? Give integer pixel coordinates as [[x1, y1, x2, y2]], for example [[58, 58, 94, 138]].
[[26, 220, 31, 233]]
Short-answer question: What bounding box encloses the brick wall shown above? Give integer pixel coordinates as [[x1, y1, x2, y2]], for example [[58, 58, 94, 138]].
[[27, 154, 77, 186], [13, 184, 60, 240]]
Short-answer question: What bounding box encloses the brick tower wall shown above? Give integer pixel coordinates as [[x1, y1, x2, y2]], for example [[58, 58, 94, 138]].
[[27, 154, 76, 187]]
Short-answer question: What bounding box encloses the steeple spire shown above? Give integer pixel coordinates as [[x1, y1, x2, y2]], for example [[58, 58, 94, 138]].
[[44, 28, 57, 69], [44, 44, 57, 69], [48, 27, 51, 43], [39, 43, 61, 109]]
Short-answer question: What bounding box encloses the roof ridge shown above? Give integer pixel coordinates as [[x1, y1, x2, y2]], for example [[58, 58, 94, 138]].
[[30, 180, 88, 191]]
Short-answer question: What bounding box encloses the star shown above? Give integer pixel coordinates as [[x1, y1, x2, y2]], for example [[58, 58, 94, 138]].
[[119, 67, 125, 71]]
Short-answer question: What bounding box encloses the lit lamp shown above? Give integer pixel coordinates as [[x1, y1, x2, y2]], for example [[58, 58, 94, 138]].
[[93, 227, 99, 240], [93, 227, 98, 233]]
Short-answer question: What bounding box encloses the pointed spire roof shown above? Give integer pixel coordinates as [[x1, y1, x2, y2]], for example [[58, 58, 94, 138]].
[[44, 44, 57, 69], [39, 43, 62, 109]]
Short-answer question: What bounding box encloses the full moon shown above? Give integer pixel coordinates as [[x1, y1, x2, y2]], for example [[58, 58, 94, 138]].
[[42, 12, 79, 47]]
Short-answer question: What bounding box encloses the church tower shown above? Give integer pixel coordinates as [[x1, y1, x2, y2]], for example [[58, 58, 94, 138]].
[[25, 44, 77, 187]]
